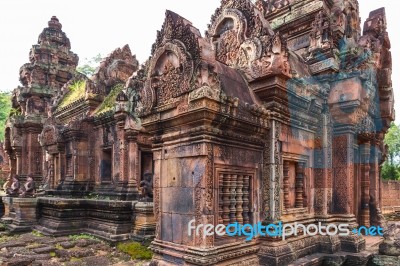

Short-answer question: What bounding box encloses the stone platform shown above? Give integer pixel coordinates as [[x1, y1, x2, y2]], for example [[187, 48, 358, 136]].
[[2, 197, 38, 233], [34, 197, 150, 242]]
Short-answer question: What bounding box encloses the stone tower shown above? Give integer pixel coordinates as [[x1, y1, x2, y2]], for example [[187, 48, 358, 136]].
[[4, 16, 78, 181]]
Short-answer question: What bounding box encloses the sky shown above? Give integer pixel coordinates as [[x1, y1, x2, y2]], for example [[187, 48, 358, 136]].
[[0, 0, 399, 120]]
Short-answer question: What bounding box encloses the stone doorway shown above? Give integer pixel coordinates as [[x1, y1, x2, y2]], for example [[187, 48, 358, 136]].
[[100, 148, 112, 183]]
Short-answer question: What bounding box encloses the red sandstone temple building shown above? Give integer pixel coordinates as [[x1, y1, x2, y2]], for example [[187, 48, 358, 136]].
[[1, 0, 395, 265]]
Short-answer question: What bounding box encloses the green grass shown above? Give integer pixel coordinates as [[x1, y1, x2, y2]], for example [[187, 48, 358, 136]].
[[94, 83, 124, 115], [117, 241, 153, 260], [31, 230, 44, 237], [49, 251, 56, 257], [26, 242, 41, 249], [69, 233, 97, 241], [0, 235, 15, 243], [0, 223, 6, 231], [70, 257, 82, 262], [58, 80, 86, 109]]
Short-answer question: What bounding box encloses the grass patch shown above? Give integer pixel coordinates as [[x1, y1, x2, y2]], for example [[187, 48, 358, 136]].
[[94, 83, 124, 115], [58, 80, 86, 109], [26, 242, 41, 249], [49, 251, 56, 257], [55, 243, 64, 250], [31, 230, 44, 237], [0, 235, 15, 243], [69, 233, 97, 241], [0, 223, 7, 232], [70, 257, 82, 262], [117, 241, 153, 260]]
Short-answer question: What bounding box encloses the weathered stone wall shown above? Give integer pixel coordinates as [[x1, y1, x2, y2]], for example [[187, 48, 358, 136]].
[[382, 180, 400, 213], [0, 142, 10, 180]]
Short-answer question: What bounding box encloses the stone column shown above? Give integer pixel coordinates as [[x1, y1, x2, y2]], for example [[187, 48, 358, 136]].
[[314, 108, 331, 215], [72, 140, 78, 181], [283, 161, 290, 209], [15, 149, 22, 176], [27, 131, 32, 175], [360, 141, 371, 227], [295, 162, 305, 208]]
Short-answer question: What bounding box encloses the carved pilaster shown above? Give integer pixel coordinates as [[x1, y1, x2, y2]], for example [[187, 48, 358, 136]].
[[360, 141, 371, 227], [332, 131, 355, 215], [218, 173, 224, 225], [117, 122, 126, 183], [263, 120, 281, 222]]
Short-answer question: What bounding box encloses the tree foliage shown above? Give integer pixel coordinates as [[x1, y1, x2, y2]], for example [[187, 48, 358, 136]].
[[76, 54, 102, 77], [382, 122, 400, 180], [0, 92, 12, 141]]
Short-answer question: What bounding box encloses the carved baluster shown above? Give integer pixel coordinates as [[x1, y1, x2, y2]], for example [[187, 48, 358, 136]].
[[283, 161, 290, 209], [222, 174, 230, 225], [218, 173, 224, 225], [295, 162, 305, 208], [236, 174, 244, 224], [230, 174, 237, 223], [243, 175, 250, 224]]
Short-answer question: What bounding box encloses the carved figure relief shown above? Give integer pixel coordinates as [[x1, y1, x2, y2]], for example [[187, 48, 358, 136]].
[[208, 4, 290, 81]]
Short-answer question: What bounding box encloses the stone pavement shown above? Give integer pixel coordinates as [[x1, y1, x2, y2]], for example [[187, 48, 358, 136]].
[[0, 232, 151, 266]]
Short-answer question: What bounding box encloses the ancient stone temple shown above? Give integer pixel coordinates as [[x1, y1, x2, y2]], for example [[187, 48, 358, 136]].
[[1, 0, 396, 265]]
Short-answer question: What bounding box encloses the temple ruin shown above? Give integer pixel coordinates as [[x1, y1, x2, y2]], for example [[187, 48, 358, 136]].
[[1, 0, 397, 265]]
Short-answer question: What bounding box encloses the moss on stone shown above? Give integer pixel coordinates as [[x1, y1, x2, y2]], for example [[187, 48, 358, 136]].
[[58, 80, 86, 109], [69, 233, 97, 241], [94, 83, 124, 115], [116, 241, 153, 260], [31, 230, 44, 237]]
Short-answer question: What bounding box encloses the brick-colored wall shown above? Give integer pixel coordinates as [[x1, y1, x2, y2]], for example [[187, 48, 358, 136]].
[[0, 142, 10, 180], [382, 180, 400, 213]]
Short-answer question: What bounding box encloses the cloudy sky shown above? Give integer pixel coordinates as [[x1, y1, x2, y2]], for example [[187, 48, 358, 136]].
[[0, 0, 399, 119]]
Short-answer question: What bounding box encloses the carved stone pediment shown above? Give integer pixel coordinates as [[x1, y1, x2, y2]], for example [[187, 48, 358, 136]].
[[140, 11, 202, 115], [207, 0, 291, 82], [91, 45, 139, 94], [39, 119, 64, 147]]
